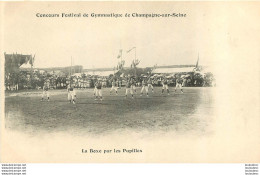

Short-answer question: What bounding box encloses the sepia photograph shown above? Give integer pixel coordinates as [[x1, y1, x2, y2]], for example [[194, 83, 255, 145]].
[[0, 2, 259, 163]]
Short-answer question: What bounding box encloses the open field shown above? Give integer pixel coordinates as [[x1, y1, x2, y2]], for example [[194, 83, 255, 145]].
[[4, 87, 260, 163], [4, 87, 215, 137]]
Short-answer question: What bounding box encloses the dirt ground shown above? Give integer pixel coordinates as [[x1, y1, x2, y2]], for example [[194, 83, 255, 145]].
[[4, 87, 215, 137], [4, 87, 259, 163]]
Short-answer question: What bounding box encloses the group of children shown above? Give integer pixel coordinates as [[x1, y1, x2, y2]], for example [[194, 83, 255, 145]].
[[41, 82, 77, 104], [41, 76, 184, 104], [92, 76, 184, 101]]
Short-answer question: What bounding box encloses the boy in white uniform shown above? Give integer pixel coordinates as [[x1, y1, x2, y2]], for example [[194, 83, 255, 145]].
[[95, 79, 103, 101], [67, 84, 76, 104], [130, 78, 137, 94], [161, 78, 170, 95], [93, 79, 97, 98], [140, 78, 149, 97], [175, 76, 184, 93], [41, 82, 50, 101], [110, 79, 118, 95], [125, 79, 134, 99], [147, 77, 154, 93]]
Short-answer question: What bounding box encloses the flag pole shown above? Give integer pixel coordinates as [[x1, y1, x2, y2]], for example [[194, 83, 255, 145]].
[[135, 47, 136, 61], [70, 56, 72, 85], [196, 52, 199, 68], [134, 47, 136, 76], [120, 40, 122, 70], [30, 54, 33, 88]]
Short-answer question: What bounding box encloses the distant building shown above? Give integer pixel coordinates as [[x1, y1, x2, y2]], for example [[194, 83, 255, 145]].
[[83, 68, 115, 77], [152, 67, 195, 74], [21, 65, 83, 75], [152, 65, 196, 74], [19, 64, 210, 77]]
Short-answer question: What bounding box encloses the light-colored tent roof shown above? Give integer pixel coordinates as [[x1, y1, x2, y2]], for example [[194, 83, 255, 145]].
[[152, 67, 195, 74], [72, 73, 82, 77], [20, 62, 32, 69], [84, 70, 114, 76]]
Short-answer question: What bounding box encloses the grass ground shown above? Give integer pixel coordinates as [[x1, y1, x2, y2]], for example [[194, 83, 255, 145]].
[[5, 87, 215, 136]]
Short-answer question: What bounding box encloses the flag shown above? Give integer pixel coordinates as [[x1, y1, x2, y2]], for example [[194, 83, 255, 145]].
[[29, 54, 35, 66], [196, 54, 199, 68], [127, 47, 136, 53], [117, 49, 122, 59]]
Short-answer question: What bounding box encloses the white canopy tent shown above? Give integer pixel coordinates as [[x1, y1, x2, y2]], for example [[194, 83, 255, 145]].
[[152, 67, 195, 74], [83, 70, 114, 77], [20, 62, 32, 69]]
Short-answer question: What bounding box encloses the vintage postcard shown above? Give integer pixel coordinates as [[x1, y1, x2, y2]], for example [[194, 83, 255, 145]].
[[0, 2, 259, 163]]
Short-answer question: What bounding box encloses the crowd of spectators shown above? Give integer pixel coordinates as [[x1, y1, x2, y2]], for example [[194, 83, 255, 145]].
[[5, 69, 216, 91]]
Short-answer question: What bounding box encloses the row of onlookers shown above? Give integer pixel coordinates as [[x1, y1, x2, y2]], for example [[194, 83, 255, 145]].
[[5, 71, 216, 91]]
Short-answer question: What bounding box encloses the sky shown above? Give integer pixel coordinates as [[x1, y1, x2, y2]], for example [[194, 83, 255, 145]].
[[2, 2, 258, 69]]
